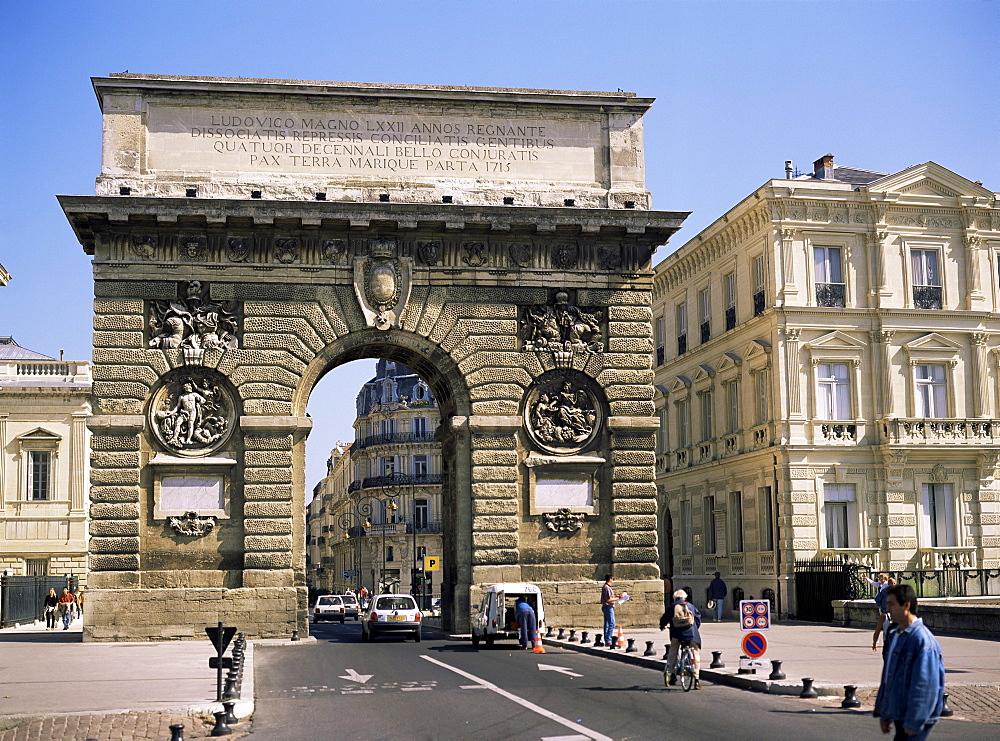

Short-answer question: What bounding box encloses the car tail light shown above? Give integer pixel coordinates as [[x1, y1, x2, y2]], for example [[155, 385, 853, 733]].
[[370, 612, 378, 622], [314, 609, 319, 614], [415, 612, 421, 622]]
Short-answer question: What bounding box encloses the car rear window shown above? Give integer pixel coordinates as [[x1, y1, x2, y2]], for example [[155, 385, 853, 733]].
[[318, 596, 342, 606], [375, 597, 416, 611]]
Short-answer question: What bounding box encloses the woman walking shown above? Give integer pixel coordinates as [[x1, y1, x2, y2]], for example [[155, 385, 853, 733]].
[[43, 588, 59, 630]]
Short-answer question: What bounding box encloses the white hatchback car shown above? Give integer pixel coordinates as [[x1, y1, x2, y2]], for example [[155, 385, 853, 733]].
[[312, 594, 346, 624], [361, 594, 422, 642]]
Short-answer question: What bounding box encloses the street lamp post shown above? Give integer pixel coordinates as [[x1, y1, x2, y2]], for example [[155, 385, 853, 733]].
[[337, 493, 384, 594]]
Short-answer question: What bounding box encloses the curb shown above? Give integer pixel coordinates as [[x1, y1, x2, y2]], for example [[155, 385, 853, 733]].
[[540, 636, 848, 697]]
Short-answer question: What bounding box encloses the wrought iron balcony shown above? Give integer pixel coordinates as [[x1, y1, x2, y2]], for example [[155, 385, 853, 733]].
[[912, 285, 942, 309], [725, 306, 736, 331], [357, 430, 438, 449], [753, 290, 766, 316], [700, 321, 711, 344], [656, 346, 665, 366], [885, 418, 1000, 444], [815, 282, 846, 307], [347, 473, 444, 492], [676, 333, 687, 355]]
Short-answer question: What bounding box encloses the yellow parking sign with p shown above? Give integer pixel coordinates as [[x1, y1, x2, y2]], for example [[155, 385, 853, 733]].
[[423, 556, 441, 571]]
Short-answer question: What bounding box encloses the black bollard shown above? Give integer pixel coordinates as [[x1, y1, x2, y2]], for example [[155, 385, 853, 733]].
[[800, 677, 818, 699], [710, 650, 725, 669], [643, 640, 656, 657], [568, 629, 578, 642], [223, 700, 239, 725], [223, 673, 238, 700], [841, 685, 860, 709], [941, 692, 954, 717], [291, 629, 300, 642], [663, 644, 670, 660], [609, 633, 618, 649], [545, 625, 553, 638], [580, 631, 592, 645], [625, 638, 637, 653], [593, 634, 604, 647], [737, 655, 751, 674], [210, 710, 233, 736], [769, 659, 786, 680], [169, 724, 185, 741], [557, 627, 566, 640]]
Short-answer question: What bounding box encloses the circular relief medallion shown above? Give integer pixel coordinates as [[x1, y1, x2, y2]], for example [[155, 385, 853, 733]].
[[149, 373, 236, 457], [524, 375, 601, 455]]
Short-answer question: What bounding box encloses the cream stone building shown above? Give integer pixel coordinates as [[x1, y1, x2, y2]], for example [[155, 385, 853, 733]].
[[0, 338, 91, 582], [308, 360, 443, 608], [652, 156, 1000, 618]]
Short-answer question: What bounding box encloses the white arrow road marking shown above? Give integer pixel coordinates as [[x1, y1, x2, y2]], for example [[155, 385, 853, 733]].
[[339, 668, 373, 683], [420, 655, 611, 741], [542, 736, 591, 741], [537, 663, 583, 678]]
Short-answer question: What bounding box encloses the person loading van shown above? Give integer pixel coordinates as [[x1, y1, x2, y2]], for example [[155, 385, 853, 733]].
[[515, 597, 537, 650]]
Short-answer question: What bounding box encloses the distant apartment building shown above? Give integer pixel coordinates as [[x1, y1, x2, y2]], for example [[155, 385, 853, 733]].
[[0, 338, 91, 582], [307, 360, 442, 606], [652, 156, 1000, 618]]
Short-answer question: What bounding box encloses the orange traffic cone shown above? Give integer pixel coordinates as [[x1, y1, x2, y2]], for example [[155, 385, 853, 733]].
[[615, 623, 624, 649], [533, 628, 546, 653]]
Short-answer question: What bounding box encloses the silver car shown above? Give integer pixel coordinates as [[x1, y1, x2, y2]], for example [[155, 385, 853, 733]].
[[361, 594, 422, 642]]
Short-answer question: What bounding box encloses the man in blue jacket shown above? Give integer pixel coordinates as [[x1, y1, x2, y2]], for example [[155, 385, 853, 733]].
[[873, 584, 945, 740]]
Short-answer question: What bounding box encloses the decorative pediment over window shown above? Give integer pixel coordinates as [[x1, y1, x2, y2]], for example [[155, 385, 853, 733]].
[[903, 332, 962, 363], [868, 162, 994, 201], [16, 428, 61, 446], [716, 352, 742, 374], [804, 331, 867, 353], [691, 364, 716, 385], [742, 339, 771, 362], [668, 375, 692, 394]]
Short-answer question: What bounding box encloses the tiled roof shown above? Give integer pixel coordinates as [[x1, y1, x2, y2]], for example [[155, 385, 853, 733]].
[[0, 337, 54, 360]]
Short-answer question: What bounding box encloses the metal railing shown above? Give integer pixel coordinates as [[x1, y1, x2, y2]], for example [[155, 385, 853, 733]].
[[815, 282, 846, 307], [356, 431, 438, 450], [913, 285, 942, 309], [0, 574, 77, 628], [347, 473, 443, 492]]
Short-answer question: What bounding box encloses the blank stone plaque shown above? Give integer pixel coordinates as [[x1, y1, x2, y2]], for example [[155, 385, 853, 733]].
[[535, 474, 592, 509], [160, 475, 224, 511]]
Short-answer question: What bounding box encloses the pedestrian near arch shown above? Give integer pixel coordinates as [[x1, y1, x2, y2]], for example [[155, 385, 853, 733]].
[[601, 574, 618, 647], [515, 597, 537, 650], [707, 572, 727, 622], [660, 589, 702, 689]]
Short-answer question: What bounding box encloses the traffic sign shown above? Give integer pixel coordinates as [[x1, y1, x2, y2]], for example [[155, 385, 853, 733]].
[[209, 656, 234, 670], [424, 555, 441, 571], [205, 624, 237, 653], [739, 599, 770, 630], [742, 631, 768, 659]]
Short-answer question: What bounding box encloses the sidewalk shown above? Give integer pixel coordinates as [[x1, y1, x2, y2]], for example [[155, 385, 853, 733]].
[[0, 616, 266, 740], [543, 617, 1000, 724]]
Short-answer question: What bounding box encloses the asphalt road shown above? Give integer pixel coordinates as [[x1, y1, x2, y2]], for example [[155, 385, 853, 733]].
[[249, 621, 982, 741]]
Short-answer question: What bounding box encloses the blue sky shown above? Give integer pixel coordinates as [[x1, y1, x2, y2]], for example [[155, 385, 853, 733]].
[[1, 1, 995, 487]]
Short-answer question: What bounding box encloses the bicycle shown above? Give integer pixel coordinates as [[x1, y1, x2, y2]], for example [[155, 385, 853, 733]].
[[665, 640, 698, 691]]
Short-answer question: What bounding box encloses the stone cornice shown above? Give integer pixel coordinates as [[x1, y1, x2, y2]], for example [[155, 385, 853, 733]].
[[59, 196, 687, 257]]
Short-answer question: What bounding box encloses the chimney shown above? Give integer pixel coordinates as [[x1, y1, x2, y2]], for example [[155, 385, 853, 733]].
[[784, 160, 794, 179], [813, 153, 835, 180]]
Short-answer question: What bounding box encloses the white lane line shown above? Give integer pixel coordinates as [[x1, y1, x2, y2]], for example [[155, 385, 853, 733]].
[[460, 684, 489, 690], [400, 686, 433, 692], [420, 655, 612, 741], [542, 736, 591, 741]]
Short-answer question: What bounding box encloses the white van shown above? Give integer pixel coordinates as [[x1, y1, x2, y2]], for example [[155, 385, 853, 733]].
[[470, 583, 545, 646]]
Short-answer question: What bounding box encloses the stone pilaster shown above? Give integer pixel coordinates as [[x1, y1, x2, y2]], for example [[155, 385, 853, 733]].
[[784, 328, 802, 417], [971, 332, 990, 418]]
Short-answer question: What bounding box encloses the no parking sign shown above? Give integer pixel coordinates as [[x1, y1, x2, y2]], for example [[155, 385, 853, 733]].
[[740, 599, 771, 630]]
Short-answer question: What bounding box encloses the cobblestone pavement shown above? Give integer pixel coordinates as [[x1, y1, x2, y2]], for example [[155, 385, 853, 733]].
[[805, 683, 1000, 725], [0, 711, 251, 741]]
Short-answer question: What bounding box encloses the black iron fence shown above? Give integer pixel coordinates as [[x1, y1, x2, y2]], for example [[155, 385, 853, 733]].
[[0, 574, 77, 628], [793, 559, 1000, 622]]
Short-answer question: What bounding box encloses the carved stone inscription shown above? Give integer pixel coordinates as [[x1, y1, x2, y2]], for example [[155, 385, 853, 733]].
[[146, 106, 599, 181], [160, 476, 224, 512]]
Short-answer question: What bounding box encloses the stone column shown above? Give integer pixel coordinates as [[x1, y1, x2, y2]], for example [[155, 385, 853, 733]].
[[971, 332, 990, 418], [784, 328, 802, 417], [870, 330, 894, 419], [780, 228, 798, 301], [965, 235, 983, 309], [0, 413, 6, 513], [70, 412, 88, 512]]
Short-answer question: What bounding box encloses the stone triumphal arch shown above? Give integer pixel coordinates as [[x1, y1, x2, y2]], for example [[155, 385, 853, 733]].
[[59, 74, 686, 640]]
